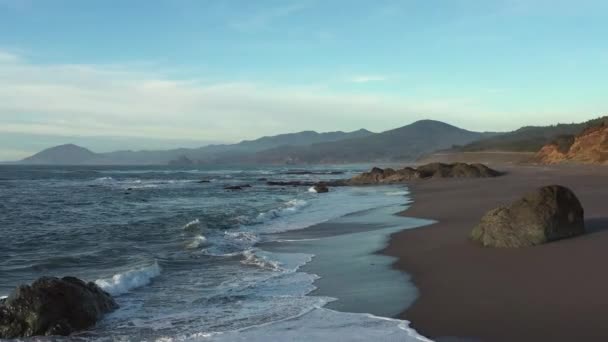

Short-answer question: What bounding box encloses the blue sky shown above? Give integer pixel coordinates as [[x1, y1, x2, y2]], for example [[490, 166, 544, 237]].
[[1, 0, 607, 160]]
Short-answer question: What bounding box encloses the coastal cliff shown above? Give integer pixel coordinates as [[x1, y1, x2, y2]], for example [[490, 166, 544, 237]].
[[535, 120, 608, 164]]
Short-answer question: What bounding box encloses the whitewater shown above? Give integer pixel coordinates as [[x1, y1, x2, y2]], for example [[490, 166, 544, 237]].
[[0, 165, 430, 341]]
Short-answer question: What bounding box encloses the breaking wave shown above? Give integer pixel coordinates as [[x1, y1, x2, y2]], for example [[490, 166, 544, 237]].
[[95, 262, 162, 296]]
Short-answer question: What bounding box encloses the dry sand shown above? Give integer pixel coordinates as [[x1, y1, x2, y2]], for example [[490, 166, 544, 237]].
[[384, 164, 608, 342]]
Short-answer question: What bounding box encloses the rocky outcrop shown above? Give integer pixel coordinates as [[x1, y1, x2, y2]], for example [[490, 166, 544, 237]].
[[349, 163, 501, 185], [535, 121, 608, 164], [471, 185, 585, 248], [0, 277, 118, 338]]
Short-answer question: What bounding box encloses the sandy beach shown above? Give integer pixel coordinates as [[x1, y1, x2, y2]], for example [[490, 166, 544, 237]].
[[385, 164, 608, 341]]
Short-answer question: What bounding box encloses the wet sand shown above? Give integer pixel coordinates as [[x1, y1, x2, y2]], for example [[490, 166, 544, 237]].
[[261, 204, 433, 318], [384, 164, 608, 342]]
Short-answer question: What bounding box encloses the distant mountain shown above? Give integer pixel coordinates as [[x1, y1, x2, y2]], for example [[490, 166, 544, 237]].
[[253, 120, 493, 163], [455, 116, 608, 152], [21, 144, 99, 165], [19, 129, 374, 165]]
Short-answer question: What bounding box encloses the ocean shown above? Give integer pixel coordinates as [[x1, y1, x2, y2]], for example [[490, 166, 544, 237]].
[[0, 165, 431, 341]]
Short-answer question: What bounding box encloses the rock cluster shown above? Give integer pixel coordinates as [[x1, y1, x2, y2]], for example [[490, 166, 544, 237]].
[[0, 276, 118, 338], [471, 185, 585, 248], [348, 162, 501, 185]]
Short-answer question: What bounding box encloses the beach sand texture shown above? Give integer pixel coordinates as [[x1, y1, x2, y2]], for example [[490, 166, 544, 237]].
[[385, 164, 608, 342]]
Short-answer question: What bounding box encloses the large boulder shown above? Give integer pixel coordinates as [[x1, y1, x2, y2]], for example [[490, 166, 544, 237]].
[[0, 276, 118, 338], [471, 185, 585, 248]]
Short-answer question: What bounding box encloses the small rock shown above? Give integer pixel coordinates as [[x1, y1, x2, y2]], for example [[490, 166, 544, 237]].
[[312, 184, 329, 193]]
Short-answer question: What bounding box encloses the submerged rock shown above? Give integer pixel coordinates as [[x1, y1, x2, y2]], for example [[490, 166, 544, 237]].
[[471, 185, 585, 248], [224, 184, 251, 190], [349, 162, 500, 185], [0, 276, 118, 338], [312, 183, 329, 193]]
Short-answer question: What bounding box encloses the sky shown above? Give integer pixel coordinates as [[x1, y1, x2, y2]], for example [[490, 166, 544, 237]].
[[1, 0, 607, 160]]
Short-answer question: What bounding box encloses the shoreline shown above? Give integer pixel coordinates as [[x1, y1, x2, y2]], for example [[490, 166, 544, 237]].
[[260, 199, 432, 319], [384, 164, 608, 342]]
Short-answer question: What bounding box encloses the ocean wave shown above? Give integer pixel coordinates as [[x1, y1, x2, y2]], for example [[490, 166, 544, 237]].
[[308, 186, 318, 193], [240, 250, 280, 271], [185, 307, 431, 342], [95, 176, 114, 182], [254, 199, 309, 223], [183, 219, 201, 231], [224, 231, 259, 244], [385, 190, 409, 196], [186, 235, 208, 249], [95, 262, 161, 296]]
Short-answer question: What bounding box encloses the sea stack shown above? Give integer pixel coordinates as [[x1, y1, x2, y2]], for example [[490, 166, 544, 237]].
[[471, 185, 585, 248]]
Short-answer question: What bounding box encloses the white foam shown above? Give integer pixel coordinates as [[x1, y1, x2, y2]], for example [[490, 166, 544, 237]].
[[240, 249, 280, 271], [254, 199, 309, 223], [95, 176, 114, 182], [186, 235, 208, 249], [0, 295, 7, 300], [308, 186, 318, 193], [95, 262, 161, 296], [248, 186, 411, 234], [183, 219, 201, 231], [385, 190, 409, 196], [153, 308, 431, 342]]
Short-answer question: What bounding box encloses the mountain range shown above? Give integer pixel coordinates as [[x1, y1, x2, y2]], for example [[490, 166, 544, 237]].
[[21, 116, 606, 165], [18, 120, 490, 165]]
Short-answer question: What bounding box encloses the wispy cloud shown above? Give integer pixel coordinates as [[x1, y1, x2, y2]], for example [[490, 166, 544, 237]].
[[0, 50, 508, 150], [349, 75, 389, 83]]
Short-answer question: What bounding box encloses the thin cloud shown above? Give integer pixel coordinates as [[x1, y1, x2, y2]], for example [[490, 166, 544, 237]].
[[349, 75, 389, 83], [0, 50, 517, 145]]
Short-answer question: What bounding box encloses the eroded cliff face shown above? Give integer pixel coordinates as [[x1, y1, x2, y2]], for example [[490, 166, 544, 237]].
[[535, 124, 608, 164], [535, 144, 569, 164]]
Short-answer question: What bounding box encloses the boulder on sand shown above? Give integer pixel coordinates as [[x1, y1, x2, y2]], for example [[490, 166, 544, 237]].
[[471, 185, 585, 248], [0, 276, 118, 338]]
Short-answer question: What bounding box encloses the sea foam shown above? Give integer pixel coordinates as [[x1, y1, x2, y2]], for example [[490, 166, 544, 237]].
[[241, 249, 281, 271], [254, 199, 309, 223], [95, 262, 161, 296], [183, 218, 201, 231]]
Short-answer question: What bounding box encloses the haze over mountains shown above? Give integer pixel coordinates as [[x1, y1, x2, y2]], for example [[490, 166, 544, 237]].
[[19, 120, 489, 165], [18, 117, 606, 165]]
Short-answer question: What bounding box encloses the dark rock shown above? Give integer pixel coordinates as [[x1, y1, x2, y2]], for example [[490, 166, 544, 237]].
[[471, 185, 585, 248], [349, 163, 501, 185], [0, 276, 118, 338], [312, 183, 329, 193], [267, 181, 316, 187], [284, 170, 345, 175], [198, 180, 211, 183], [224, 184, 251, 190]]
